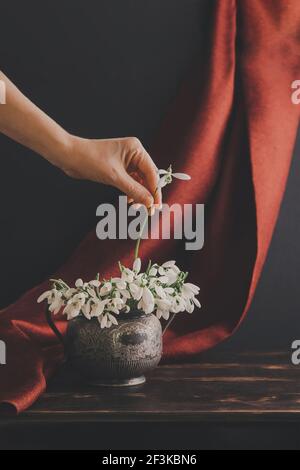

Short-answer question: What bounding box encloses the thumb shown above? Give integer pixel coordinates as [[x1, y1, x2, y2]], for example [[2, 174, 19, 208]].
[[116, 170, 154, 207]]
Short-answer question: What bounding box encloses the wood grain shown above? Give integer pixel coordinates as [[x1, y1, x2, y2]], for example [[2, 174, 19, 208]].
[[2, 351, 300, 424]]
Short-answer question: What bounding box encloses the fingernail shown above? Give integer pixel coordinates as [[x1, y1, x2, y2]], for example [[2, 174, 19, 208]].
[[132, 203, 142, 210], [149, 207, 156, 216]]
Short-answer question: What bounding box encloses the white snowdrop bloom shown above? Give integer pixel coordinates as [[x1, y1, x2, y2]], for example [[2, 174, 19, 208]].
[[115, 280, 127, 290], [75, 278, 84, 288], [135, 273, 144, 282], [170, 296, 186, 314], [121, 268, 135, 283], [192, 297, 201, 308], [182, 283, 200, 298], [170, 302, 182, 314], [99, 312, 118, 329], [170, 264, 180, 274], [158, 266, 166, 276], [37, 289, 64, 315], [63, 293, 86, 320], [89, 280, 101, 288], [186, 300, 195, 314], [100, 282, 112, 296], [81, 299, 92, 319], [156, 298, 172, 311], [86, 286, 97, 298], [107, 306, 120, 315], [138, 286, 155, 314], [90, 299, 110, 318], [111, 297, 125, 310], [37, 289, 53, 304], [119, 289, 131, 301], [154, 284, 166, 299], [164, 269, 179, 285], [64, 288, 77, 300], [133, 257, 141, 274], [107, 313, 118, 326], [111, 277, 126, 288], [129, 283, 143, 301], [156, 309, 171, 321], [162, 260, 176, 268], [148, 277, 159, 289], [158, 167, 191, 188], [149, 267, 158, 277], [164, 287, 175, 295], [158, 276, 170, 284]]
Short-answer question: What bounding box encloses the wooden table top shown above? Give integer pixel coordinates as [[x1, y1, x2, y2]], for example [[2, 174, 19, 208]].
[[6, 350, 300, 424]]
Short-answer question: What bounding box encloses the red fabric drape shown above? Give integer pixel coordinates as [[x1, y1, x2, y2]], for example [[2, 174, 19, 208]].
[[0, 0, 299, 413]]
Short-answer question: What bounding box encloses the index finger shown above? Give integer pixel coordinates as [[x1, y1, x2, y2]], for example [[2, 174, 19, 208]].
[[136, 150, 162, 207]]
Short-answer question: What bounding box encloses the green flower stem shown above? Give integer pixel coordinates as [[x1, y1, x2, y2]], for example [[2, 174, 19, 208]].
[[134, 187, 159, 261], [134, 213, 149, 260], [162, 312, 177, 336]]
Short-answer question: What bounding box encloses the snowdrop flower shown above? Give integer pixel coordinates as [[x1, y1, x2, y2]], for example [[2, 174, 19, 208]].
[[84, 298, 110, 320], [154, 284, 166, 299], [89, 280, 101, 288], [99, 312, 118, 329], [116, 280, 127, 290], [133, 257, 141, 274], [121, 268, 135, 283], [75, 278, 84, 288], [158, 165, 191, 188], [185, 300, 195, 314], [162, 260, 176, 269], [37, 289, 64, 314], [138, 286, 155, 314], [155, 298, 172, 320], [63, 293, 86, 320], [148, 267, 158, 277], [119, 289, 131, 301], [64, 288, 77, 300], [38, 259, 201, 330], [100, 282, 112, 296], [129, 282, 143, 301], [182, 283, 200, 298]]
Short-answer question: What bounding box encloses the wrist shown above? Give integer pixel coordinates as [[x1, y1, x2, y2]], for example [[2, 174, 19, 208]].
[[44, 130, 76, 172]]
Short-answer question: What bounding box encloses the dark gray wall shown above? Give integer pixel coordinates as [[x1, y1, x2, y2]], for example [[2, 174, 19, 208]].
[[0, 1, 298, 352], [220, 131, 300, 352]]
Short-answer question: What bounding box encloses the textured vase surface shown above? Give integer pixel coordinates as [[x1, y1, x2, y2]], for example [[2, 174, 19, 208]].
[[66, 310, 163, 386]]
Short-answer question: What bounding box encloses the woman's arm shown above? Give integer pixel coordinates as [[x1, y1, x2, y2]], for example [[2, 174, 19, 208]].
[[0, 71, 160, 207]]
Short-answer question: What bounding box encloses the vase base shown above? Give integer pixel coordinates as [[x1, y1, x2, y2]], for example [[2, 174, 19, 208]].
[[89, 376, 146, 387]]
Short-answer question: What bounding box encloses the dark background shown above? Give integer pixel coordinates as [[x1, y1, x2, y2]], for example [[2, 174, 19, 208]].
[[0, 0, 299, 353]]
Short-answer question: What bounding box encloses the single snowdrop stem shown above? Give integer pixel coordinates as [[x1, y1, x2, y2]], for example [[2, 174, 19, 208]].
[[134, 187, 158, 260], [162, 312, 177, 336]]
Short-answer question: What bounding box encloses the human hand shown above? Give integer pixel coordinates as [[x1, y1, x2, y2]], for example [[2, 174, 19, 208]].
[[63, 136, 162, 208]]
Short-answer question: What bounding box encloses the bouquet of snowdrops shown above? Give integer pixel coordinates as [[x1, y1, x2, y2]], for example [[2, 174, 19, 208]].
[[38, 166, 201, 329]]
